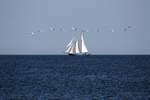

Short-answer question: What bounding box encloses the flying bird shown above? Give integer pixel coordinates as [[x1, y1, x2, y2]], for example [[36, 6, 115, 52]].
[[30, 32, 36, 36], [59, 27, 64, 31], [111, 29, 114, 32], [49, 26, 55, 31], [97, 28, 100, 32], [72, 27, 78, 31], [127, 26, 132, 29], [121, 28, 128, 32], [37, 29, 44, 33], [31, 32, 34, 35]]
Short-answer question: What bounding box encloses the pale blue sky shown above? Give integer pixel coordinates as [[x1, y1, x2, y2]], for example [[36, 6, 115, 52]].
[[0, 0, 150, 54]]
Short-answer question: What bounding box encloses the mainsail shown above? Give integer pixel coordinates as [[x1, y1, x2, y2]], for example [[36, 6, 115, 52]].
[[81, 34, 88, 53], [75, 40, 80, 54]]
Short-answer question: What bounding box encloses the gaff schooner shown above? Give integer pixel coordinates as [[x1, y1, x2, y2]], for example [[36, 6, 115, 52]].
[[65, 34, 89, 56]]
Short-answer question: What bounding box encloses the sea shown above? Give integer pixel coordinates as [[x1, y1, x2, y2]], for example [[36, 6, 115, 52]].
[[0, 55, 149, 100]]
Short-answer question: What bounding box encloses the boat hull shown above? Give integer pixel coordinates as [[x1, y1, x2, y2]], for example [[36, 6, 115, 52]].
[[69, 53, 89, 56]]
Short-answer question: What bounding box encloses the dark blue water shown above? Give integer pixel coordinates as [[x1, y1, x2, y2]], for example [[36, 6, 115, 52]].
[[0, 55, 150, 100]]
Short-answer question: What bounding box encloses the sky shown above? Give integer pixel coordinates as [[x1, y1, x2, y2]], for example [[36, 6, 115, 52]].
[[0, 0, 150, 54]]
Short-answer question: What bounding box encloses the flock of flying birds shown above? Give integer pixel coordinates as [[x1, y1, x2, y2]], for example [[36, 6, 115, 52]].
[[28, 25, 135, 36]]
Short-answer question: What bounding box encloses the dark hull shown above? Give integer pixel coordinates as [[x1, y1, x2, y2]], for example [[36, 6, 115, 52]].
[[69, 53, 89, 56]]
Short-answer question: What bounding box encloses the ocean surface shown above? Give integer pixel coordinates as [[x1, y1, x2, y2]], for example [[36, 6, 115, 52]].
[[0, 55, 150, 100]]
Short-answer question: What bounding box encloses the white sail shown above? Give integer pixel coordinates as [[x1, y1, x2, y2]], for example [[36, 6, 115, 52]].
[[75, 40, 80, 54], [66, 39, 73, 48], [65, 44, 72, 53], [69, 45, 74, 54], [81, 34, 88, 53]]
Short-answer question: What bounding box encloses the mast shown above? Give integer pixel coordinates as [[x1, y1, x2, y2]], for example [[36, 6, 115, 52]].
[[75, 40, 80, 54], [81, 34, 88, 53]]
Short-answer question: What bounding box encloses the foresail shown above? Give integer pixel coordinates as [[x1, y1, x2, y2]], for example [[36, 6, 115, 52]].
[[75, 40, 80, 54], [81, 34, 88, 53], [66, 39, 73, 48], [69, 45, 74, 54], [65, 44, 72, 53]]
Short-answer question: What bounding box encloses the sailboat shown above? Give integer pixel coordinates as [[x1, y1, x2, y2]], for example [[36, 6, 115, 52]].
[[65, 34, 89, 56]]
